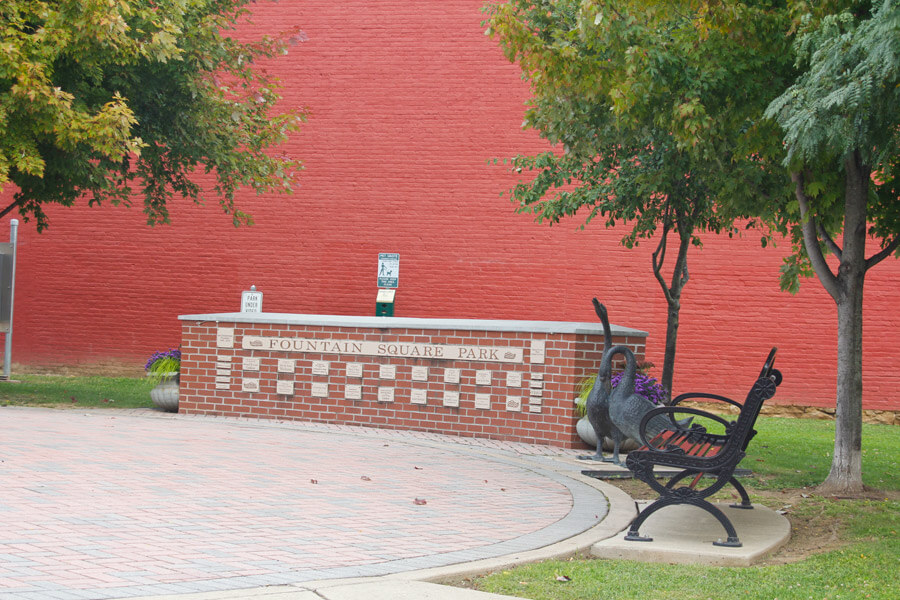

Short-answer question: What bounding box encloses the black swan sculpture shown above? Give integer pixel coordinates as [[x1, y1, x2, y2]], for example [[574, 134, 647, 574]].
[[606, 344, 685, 444], [577, 299, 627, 466]]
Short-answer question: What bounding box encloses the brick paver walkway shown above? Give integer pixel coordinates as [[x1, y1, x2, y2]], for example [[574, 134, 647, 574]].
[[0, 408, 605, 600]]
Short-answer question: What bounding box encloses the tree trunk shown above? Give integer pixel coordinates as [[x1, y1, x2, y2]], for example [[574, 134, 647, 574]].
[[816, 152, 868, 494], [820, 277, 865, 494], [660, 296, 680, 403], [653, 221, 692, 403]]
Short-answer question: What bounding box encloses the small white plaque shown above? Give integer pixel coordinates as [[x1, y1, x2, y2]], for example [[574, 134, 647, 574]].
[[241, 289, 263, 313], [531, 372, 543, 380], [506, 372, 522, 387], [410, 389, 427, 405], [216, 361, 231, 370], [530, 388, 543, 398], [345, 384, 362, 400], [312, 361, 330, 376], [379, 364, 396, 380], [311, 382, 329, 397], [411, 366, 429, 381], [528, 404, 543, 413], [378, 387, 395, 403], [346, 362, 364, 378], [444, 368, 460, 384], [529, 379, 543, 389], [474, 393, 491, 409], [242, 378, 260, 393], [277, 359, 295, 373], [530, 340, 546, 364], [276, 380, 294, 395], [242, 357, 260, 371], [475, 370, 492, 386], [216, 328, 234, 348], [505, 396, 522, 412], [215, 376, 230, 384], [216, 369, 230, 377], [443, 390, 460, 408], [215, 382, 230, 390], [376, 288, 396, 302], [216, 355, 232, 363]]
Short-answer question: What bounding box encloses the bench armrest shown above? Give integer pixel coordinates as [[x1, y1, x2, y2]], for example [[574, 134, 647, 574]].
[[638, 406, 734, 449], [671, 391, 744, 411]]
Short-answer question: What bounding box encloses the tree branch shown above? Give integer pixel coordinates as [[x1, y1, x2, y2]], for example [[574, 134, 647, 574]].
[[0, 199, 20, 221], [816, 221, 843, 260], [652, 206, 675, 304], [866, 235, 900, 271], [792, 171, 841, 300]]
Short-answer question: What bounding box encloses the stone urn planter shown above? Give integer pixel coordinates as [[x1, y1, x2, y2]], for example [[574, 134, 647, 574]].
[[149, 374, 179, 412], [576, 415, 639, 452]]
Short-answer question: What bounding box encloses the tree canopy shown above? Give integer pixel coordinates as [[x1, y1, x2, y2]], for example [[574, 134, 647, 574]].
[[484, 0, 794, 397], [0, 0, 305, 231]]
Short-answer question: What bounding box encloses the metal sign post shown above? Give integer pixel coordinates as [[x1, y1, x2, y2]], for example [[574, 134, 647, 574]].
[[1, 219, 18, 380]]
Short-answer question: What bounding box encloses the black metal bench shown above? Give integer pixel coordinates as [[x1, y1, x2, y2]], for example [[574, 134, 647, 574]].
[[624, 348, 782, 547]]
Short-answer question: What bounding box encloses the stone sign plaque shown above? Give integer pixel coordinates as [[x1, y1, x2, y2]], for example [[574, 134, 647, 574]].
[[311, 382, 329, 397], [505, 395, 522, 412], [474, 393, 491, 409], [530, 340, 546, 364], [443, 368, 460, 384], [217, 328, 234, 348], [346, 362, 364, 378], [276, 380, 294, 395], [242, 335, 524, 364], [277, 358, 295, 373], [312, 361, 330, 376], [242, 378, 260, 393], [216, 369, 230, 377], [475, 370, 492, 386], [215, 382, 230, 390], [242, 357, 260, 371], [216, 361, 231, 370], [411, 366, 429, 381], [528, 404, 542, 413], [506, 372, 522, 387], [379, 364, 396, 380], [345, 384, 362, 400], [410, 389, 427, 405], [443, 390, 460, 408], [378, 387, 395, 403], [215, 376, 230, 384]]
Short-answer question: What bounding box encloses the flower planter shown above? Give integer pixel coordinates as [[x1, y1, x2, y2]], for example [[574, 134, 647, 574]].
[[150, 374, 179, 412]]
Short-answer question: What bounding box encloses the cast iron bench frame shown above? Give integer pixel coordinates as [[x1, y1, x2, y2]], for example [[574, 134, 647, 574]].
[[624, 348, 782, 547]]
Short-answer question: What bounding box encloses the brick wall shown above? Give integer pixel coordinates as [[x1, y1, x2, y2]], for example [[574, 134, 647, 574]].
[[179, 314, 647, 448], [2, 0, 899, 412]]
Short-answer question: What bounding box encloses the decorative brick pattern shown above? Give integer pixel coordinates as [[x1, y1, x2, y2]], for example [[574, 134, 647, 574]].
[[180, 315, 646, 448]]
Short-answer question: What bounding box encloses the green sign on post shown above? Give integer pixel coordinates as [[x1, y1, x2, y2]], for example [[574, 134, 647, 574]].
[[377, 253, 399, 288]]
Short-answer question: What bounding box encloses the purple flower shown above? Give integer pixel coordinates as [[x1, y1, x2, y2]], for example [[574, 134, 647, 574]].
[[145, 348, 181, 371], [611, 372, 668, 405]]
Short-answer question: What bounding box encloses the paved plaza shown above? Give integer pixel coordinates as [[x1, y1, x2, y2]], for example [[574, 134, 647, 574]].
[[0, 408, 608, 600]]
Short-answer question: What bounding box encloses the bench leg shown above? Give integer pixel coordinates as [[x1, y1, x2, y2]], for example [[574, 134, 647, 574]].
[[728, 476, 753, 509], [625, 497, 743, 547]]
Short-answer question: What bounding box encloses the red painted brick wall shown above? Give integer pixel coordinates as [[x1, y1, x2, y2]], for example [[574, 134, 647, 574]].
[[179, 315, 646, 447], [2, 1, 899, 412]]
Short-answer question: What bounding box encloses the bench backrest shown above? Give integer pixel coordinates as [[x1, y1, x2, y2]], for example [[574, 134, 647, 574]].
[[717, 371, 779, 462]]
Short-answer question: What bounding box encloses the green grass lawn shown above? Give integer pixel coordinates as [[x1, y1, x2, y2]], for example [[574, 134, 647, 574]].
[[0, 373, 155, 409], [470, 417, 900, 600]]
